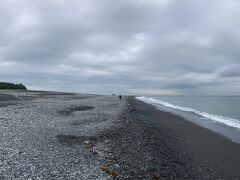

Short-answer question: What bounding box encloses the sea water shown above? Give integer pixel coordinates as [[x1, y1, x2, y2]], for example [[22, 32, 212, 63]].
[[136, 96, 240, 143]]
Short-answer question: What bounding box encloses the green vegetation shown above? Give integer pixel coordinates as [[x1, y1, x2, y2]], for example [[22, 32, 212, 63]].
[[0, 82, 27, 90]]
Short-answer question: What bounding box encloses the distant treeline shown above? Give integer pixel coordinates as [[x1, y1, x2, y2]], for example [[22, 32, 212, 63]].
[[0, 82, 27, 90]]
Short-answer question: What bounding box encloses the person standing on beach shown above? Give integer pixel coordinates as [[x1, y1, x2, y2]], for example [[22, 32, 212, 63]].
[[119, 95, 122, 100]]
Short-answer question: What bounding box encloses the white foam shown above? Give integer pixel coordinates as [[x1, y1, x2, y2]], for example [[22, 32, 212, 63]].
[[136, 96, 240, 129]]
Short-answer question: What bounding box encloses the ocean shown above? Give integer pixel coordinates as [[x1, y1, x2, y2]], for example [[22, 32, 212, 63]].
[[136, 96, 240, 143]]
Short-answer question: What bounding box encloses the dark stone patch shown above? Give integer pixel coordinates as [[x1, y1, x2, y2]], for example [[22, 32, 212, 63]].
[[0, 94, 19, 101], [18, 95, 38, 101], [68, 96, 98, 100], [37, 92, 76, 96], [56, 131, 111, 146], [59, 106, 94, 116], [56, 135, 84, 145], [56, 135, 96, 146], [71, 117, 107, 126], [0, 102, 19, 107], [0, 94, 20, 107]]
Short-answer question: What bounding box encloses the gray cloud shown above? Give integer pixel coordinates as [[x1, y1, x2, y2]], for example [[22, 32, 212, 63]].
[[0, 0, 240, 95]]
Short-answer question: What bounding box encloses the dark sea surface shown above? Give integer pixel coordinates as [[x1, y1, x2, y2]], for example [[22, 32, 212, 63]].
[[137, 96, 240, 143]]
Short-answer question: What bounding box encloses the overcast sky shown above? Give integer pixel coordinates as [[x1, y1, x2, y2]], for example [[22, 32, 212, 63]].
[[0, 0, 240, 95]]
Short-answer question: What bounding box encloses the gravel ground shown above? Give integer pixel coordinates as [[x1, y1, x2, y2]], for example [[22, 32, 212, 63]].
[[0, 90, 126, 179], [1, 90, 238, 179]]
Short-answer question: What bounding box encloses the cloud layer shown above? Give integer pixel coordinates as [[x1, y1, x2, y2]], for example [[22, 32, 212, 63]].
[[0, 0, 240, 95]]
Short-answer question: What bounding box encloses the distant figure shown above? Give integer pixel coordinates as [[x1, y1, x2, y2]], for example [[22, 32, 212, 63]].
[[119, 95, 122, 100]]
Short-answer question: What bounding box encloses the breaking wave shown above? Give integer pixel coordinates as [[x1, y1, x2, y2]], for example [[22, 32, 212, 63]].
[[136, 96, 240, 129]]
